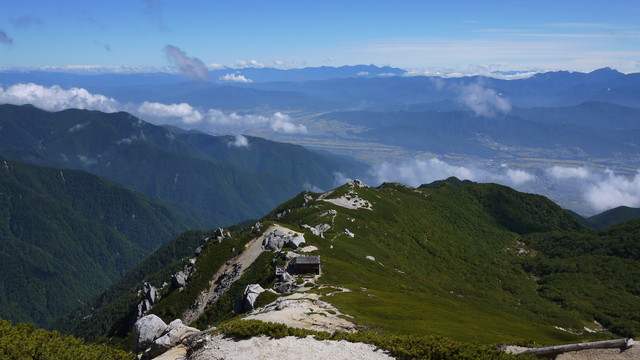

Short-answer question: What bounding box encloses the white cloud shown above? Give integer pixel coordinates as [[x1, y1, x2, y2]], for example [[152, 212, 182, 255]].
[[269, 112, 307, 134], [0, 83, 120, 112], [232, 59, 266, 68], [77, 155, 97, 166], [228, 134, 249, 147], [164, 44, 209, 81], [403, 68, 539, 80], [137, 101, 204, 124], [219, 73, 253, 83], [68, 122, 89, 133], [333, 172, 353, 187], [199, 110, 306, 134], [585, 170, 640, 212], [546, 166, 590, 180], [458, 82, 511, 117], [0, 83, 308, 135], [505, 168, 535, 185], [545, 166, 640, 212], [207, 63, 225, 70], [357, 71, 369, 76], [303, 182, 324, 192], [116, 136, 140, 145]]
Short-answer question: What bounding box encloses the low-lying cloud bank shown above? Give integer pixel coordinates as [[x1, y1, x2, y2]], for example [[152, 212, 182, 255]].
[[0, 83, 307, 135], [369, 158, 534, 188], [368, 160, 639, 214], [0, 83, 120, 113], [546, 166, 640, 212]]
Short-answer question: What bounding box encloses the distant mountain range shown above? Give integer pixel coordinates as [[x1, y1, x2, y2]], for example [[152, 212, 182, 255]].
[[2, 66, 638, 111], [0, 104, 365, 228], [570, 206, 640, 230]]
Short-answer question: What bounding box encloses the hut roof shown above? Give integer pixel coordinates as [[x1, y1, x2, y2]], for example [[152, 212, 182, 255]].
[[296, 255, 320, 264]]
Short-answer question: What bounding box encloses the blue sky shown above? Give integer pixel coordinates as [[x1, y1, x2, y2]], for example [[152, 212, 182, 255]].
[[1, 0, 639, 73]]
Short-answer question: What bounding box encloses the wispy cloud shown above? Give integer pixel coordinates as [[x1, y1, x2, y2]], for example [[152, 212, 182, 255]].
[[457, 82, 511, 117], [10, 15, 44, 29], [546, 166, 590, 180], [228, 135, 249, 147], [138, 0, 168, 31], [0, 30, 13, 46], [164, 45, 209, 81], [349, 33, 640, 73], [80, 11, 107, 30], [425, 77, 512, 116]]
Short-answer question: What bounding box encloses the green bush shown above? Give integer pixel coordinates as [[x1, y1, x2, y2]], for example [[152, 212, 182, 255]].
[[0, 318, 133, 360], [253, 291, 280, 309]]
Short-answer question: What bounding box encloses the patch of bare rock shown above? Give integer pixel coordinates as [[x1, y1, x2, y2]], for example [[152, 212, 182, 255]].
[[244, 292, 357, 334], [187, 334, 394, 360]]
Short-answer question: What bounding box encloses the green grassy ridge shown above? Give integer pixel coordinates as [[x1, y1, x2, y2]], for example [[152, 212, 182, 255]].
[[138, 180, 619, 343], [69, 179, 638, 347], [218, 319, 536, 360], [0, 317, 133, 360], [0, 156, 188, 328], [271, 183, 593, 343]]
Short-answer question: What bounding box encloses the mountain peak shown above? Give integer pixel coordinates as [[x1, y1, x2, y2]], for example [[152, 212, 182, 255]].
[[588, 67, 623, 76], [419, 176, 475, 189]]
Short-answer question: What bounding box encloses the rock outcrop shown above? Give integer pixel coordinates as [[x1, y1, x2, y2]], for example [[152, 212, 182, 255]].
[[133, 314, 167, 352], [242, 284, 265, 312], [148, 319, 199, 359], [136, 282, 160, 319], [133, 315, 199, 359], [262, 229, 306, 251], [172, 272, 187, 288], [302, 223, 330, 238]]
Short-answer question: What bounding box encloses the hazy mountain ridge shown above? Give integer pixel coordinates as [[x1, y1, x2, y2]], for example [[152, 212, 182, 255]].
[[3, 67, 638, 112], [571, 206, 640, 230], [0, 104, 364, 228]]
